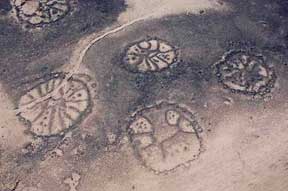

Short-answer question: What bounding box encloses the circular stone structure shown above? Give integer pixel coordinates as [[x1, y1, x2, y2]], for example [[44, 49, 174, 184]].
[[11, 0, 75, 27], [17, 73, 91, 137], [216, 50, 276, 96], [128, 101, 203, 174], [122, 37, 179, 73]]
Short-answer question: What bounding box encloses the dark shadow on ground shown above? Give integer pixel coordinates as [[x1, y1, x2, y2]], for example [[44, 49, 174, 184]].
[[0, 0, 126, 88]]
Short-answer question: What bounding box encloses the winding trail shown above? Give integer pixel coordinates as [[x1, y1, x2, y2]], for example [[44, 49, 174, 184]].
[[66, 14, 154, 79], [15, 0, 226, 112], [16, 14, 154, 113]]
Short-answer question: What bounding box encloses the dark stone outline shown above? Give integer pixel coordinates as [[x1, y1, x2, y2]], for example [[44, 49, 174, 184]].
[[215, 49, 277, 97], [11, 0, 72, 28], [120, 36, 180, 74], [16, 72, 93, 138], [126, 101, 204, 174]]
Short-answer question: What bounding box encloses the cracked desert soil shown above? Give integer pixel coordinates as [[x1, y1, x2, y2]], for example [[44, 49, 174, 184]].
[[1, 0, 288, 191]]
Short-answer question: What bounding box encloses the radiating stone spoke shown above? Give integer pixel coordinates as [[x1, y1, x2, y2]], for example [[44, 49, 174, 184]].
[[216, 50, 276, 96], [11, 0, 76, 27], [122, 37, 179, 72], [17, 74, 91, 137]]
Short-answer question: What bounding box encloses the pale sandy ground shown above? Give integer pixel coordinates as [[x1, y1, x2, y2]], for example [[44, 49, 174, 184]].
[[118, 0, 226, 23], [1, 1, 288, 191], [61, 0, 227, 80], [0, 83, 31, 152], [78, 99, 288, 191]]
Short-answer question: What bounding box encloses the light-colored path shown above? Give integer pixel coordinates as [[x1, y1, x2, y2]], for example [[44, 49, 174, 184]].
[[15, 0, 227, 112]]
